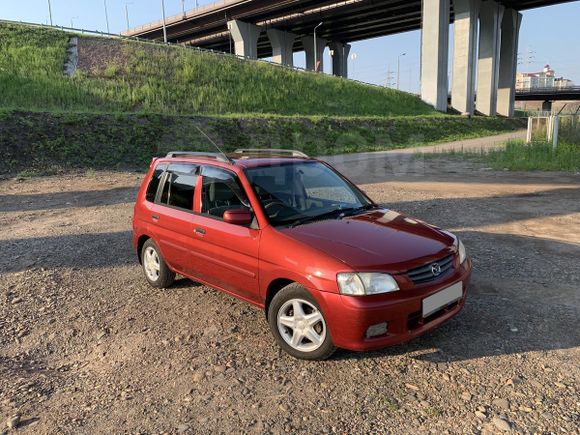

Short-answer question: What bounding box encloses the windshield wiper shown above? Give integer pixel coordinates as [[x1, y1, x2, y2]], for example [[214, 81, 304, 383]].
[[338, 203, 380, 218], [289, 204, 378, 228], [289, 209, 346, 228]]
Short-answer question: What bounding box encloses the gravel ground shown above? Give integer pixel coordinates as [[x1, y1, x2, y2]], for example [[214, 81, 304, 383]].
[[0, 156, 579, 434]]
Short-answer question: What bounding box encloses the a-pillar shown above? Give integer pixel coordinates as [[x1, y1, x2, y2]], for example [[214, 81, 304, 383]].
[[302, 35, 327, 72], [451, 0, 480, 115], [476, 1, 504, 116], [227, 20, 261, 59], [329, 42, 351, 78], [420, 0, 450, 112], [267, 29, 296, 66], [497, 9, 522, 117]]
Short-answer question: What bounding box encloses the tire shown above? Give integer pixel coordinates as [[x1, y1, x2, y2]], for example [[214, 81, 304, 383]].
[[141, 239, 175, 289], [267, 283, 336, 360]]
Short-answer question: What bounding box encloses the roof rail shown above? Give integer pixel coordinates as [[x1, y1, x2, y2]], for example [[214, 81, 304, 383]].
[[234, 148, 310, 158], [165, 151, 230, 163]]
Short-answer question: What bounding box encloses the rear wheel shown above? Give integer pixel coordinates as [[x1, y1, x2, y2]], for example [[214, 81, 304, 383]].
[[141, 239, 175, 289], [268, 283, 336, 360]]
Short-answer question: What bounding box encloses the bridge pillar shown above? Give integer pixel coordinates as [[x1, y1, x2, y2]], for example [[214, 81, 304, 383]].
[[476, 1, 504, 116], [302, 36, 327, 72], [227, 20, 261, 59], [497, 9, 522, 117], [329, 42, 351, 78], [542, 100, 552, 112], [267, 29, 296, 66], [451, 0, 480, 115], [420, 0, 450, 112]]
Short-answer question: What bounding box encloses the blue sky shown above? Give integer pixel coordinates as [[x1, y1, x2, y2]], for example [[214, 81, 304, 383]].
[[2, 0, 579, 93]]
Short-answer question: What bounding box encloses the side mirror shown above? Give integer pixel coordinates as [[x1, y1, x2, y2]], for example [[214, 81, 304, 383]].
[[223, 209, 253, 226]]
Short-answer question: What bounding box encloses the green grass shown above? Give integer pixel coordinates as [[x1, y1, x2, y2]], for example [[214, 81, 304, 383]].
[[0, 110, 525, 175], [420, 136, 580, 172], [0, 22, 527, 174], [0, 23, 435, 117], [481, 139, 580, 171]]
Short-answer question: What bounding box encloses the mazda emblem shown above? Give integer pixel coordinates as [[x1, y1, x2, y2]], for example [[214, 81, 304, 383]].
[[431, 263, 441, 276]]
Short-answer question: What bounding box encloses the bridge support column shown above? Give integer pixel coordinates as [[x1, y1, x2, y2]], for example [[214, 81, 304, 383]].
[[302, 36, 327, 72], [476, 1, 504, 116], [420, 0, 450, 112], [542, 100, 552, 112], [497, 9, 522, 117], [227, 20, 261, 59], [329, 42, 350, 78], [267, 29, 296, 66], [452, 0, 480, 115]]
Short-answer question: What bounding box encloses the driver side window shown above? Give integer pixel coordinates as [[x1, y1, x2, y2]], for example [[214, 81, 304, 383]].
[[201, 166, 250, 220]]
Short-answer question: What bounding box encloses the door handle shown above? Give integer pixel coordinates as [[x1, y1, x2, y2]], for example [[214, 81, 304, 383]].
[[194, 227, 206, 235], [151, 214, 160, 221]]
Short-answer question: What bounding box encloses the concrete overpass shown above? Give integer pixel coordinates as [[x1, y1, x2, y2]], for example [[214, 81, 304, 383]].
[[126, 0, 577, 117], [516, 86, 580, 101], [516, 86, 580, 111]]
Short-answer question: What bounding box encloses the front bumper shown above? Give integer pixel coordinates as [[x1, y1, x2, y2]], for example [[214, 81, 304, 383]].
[[316, 259, 472, 352]]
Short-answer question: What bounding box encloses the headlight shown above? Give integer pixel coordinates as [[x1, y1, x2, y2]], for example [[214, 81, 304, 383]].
[[337, 272, 399, 296], [442, 230, 467, 265], [458, 239, 467, 264]]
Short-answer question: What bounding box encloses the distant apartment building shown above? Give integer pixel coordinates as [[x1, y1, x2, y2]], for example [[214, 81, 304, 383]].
[[516, 64, 574, 90]]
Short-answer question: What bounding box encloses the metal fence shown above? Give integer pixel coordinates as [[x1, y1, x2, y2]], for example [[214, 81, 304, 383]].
[[526, 114, 580, 149]]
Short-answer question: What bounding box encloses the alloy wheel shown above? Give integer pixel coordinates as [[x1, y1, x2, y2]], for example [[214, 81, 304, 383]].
[[143, 246, 160, 282], [276, 298, 327, 352]]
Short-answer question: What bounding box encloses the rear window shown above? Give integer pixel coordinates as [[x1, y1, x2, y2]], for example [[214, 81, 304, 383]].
[[146, 163, 167, 203], [158, 163, 199, 211]]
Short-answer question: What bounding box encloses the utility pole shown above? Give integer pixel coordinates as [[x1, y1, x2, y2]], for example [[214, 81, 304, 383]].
[[125, 3, 131, 31], [47, 0, 53, 26], [386, 66, 395, 88], [397, 52, 406, 90], [181, 0, 186, 18], [161, 0, 168, 43], [314, 22, 323, 73], [103, 0, 110, 34], [518, 46, 536, 69]]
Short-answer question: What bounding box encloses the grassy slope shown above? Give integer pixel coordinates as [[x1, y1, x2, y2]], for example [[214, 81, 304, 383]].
[[0, 111, 524, 174], [0, 23, 526, 174], [0, 23, 435, 117]]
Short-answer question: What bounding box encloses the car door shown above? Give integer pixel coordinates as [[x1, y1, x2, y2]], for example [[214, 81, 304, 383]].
[[148, 162, 200, 276], [189, 165, 261, 304]]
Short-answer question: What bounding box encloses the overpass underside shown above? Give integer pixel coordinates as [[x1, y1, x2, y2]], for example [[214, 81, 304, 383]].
[[126, 0, 575, 117]]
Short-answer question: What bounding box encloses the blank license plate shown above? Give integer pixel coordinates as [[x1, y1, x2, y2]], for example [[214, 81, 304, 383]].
[[422, 282, 463, 318]]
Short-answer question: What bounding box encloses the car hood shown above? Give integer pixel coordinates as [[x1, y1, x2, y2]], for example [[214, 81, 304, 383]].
[[280, 209, 455, 273]]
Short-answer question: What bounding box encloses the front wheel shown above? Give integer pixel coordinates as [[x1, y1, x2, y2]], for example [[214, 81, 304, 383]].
[[268, 283, 336, 360], [141, 239, 175, 289]]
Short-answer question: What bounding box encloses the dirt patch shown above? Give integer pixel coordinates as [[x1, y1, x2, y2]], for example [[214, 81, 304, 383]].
[[0, 160, 578, 434], [76, 37, 133, 77]]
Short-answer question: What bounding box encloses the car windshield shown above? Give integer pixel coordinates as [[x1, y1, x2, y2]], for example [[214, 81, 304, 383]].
[[244, 161, 374, 227]]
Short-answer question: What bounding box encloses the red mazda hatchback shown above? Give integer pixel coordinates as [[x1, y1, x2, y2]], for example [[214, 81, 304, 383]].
[[132, 149, 471, 360]]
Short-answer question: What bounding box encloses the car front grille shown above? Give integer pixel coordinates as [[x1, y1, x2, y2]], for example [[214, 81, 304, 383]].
[[406, 254, 454, 285]]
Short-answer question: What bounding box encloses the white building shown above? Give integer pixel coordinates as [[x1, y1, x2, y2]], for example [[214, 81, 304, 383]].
[[516, 64, 574, 90]]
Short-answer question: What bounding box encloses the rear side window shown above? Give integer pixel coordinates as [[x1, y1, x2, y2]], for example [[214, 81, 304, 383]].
[[146, 163, 167, 203], [158, 163, 199, 211]]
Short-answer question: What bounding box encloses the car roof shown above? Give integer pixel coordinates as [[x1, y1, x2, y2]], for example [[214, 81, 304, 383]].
[[154, 151, 318, 171], [232, 156, 316, 169]]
